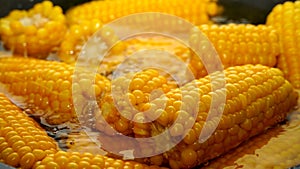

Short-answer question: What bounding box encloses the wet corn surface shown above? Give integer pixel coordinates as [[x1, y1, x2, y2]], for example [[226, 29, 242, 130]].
[[1, 0, 300, 169]]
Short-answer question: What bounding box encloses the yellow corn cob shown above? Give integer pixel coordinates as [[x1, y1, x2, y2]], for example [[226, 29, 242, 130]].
[[189, 24, 280, 78], [0, 93, 58, 169], [203, 113, 300, 169], [96, 69, 178, 135], [66, 0, 219, 25], [266, 1, 300, 88], [59, 19, 125, 64], [96, 64, 297, 168], [33, 151, 165, 169], [0, 1, 67, 58], [0, 57, 111, 125]]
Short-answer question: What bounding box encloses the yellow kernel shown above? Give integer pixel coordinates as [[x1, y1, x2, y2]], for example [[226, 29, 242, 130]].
[[58, 90, 70, 101], [90, 165, 101, 169], [140, 102, 151, 112], [45, 162, 60, 169], [142, 85, 151, 93], [82, 152, 94, 159], [34, 165, 46, 169], [24, 25, 37, 35], [133, 163, 144, 169], [150, 155, 163, 166], [184, 129, 197, 145], [2, 147, 14, 161], [45, 80, 55, 90], [17, 146, 32, 157], [69, 155, 80, 163], [173, 101, 182, 110], [60, 101, 71, 112], [165, 105, 176, 120], [170, 123, 184, 136], [44, 149, 56, 155], [66, 162, 78, 169], [0, 137, 5, 144], [5, 131, 18, 139], [10, 21, 24, 34], [91, 156, 105, 167], [115, 119, 129, 133], [228, 124, 240, 135], [240, 119, 252, 131], [7, 135, 22, 146], [265, 109, 274, 119], [112, 161, 124, 168], [133, 127, 149, 136], [12, 140, 26, 151], [156, 109, 169, 126], [38, 140, 55, 150], [239, 94, 248, 108], [20, 153, 36, 169], [181, 148, 197, 167], [41, 156, 54, 165], [59, 80, 71, 92], [218, 115, 231, 129], [32, 149, 46, 161], [6, 152, 20, 167], [78, 160, 91, 168], [51, 100, 60, 111], [40, 97, 50, 109], [130, 78, 145, 90], [37, 28, 48, 38], [126, 93, 136, 105], [132, 90, 144, 104], [2, 127, 13, 136], [23, 135, 35, 143], [93, 84, 102, 96]]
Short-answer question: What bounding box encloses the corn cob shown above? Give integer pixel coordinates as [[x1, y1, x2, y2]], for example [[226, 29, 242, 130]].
[[33, 151, 165, 169], [0, 57, 111, 125], [96, 64, 298, 168], [0, 1, 67, 58], [189, 24, 280, 78], [66, 0, 220, 26], [203, 114, 300, 169], [0, 93, 58, 168], [59, 19, 125, 64], [266, 1, 300, 88]]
